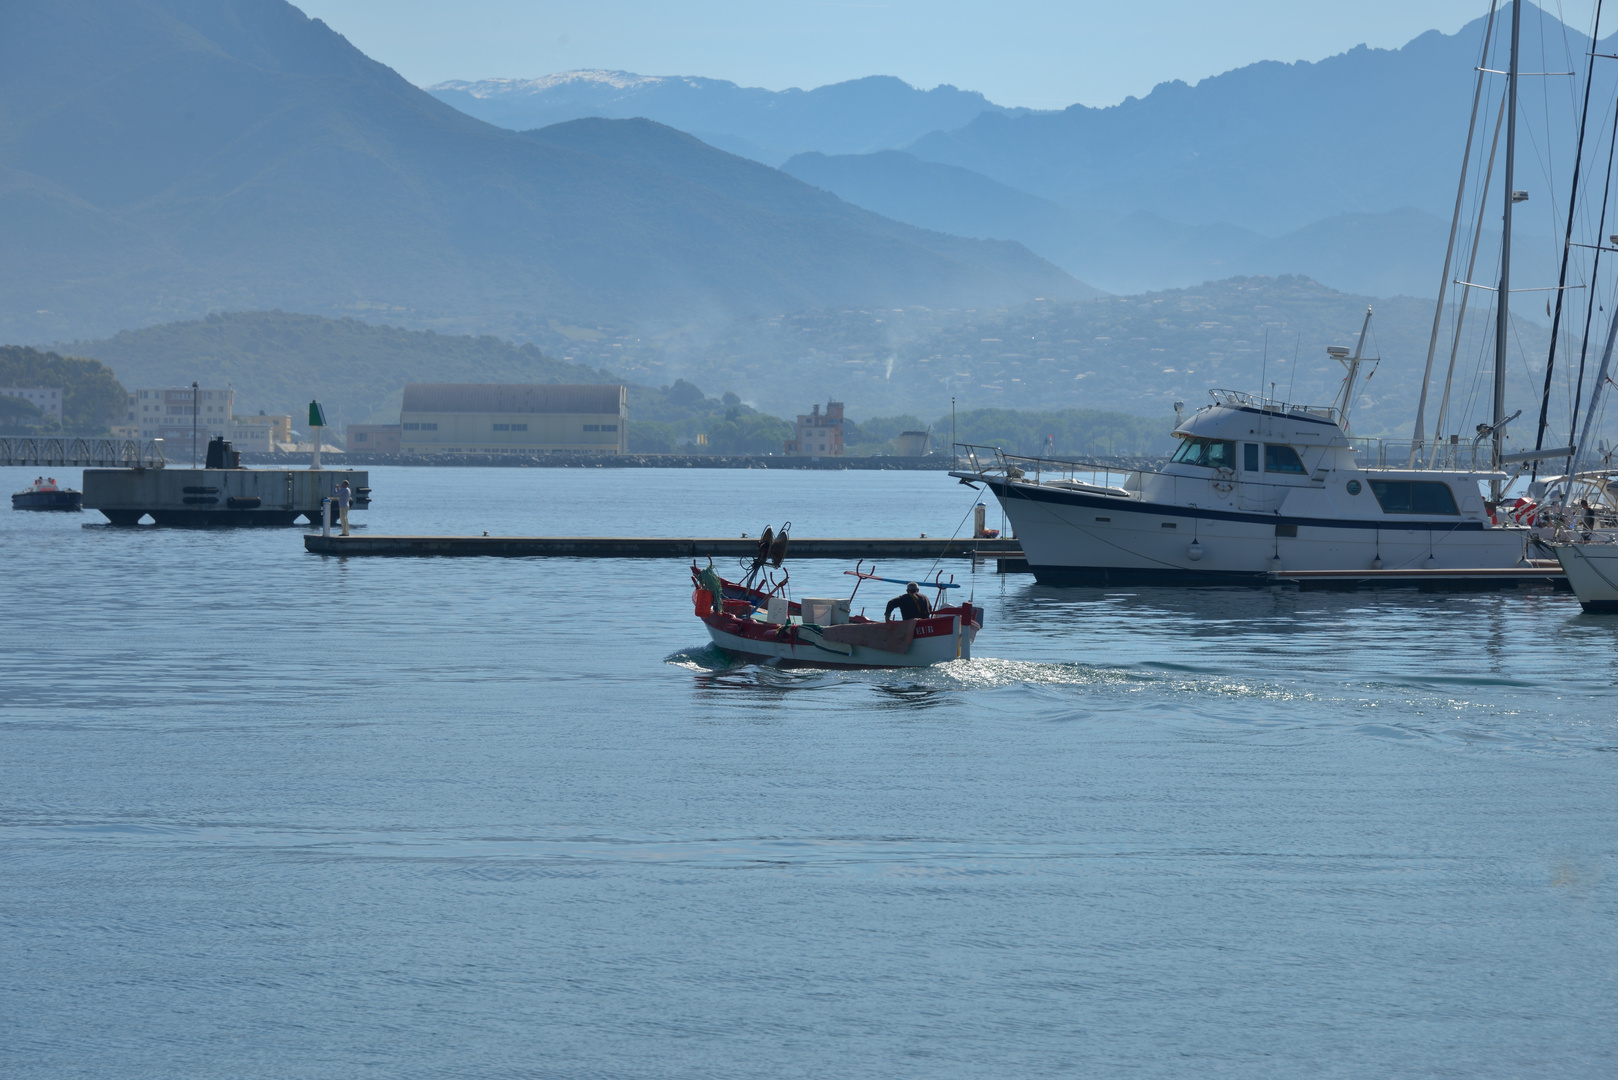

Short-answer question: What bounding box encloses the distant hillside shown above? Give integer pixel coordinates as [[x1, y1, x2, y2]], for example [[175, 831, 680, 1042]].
[[65, 311, 774, 436], [63, 308, 1184, 456], [836, 407, 1169, 458], [0, 346, 128, 432], [65, 312, 614, 428], [781, 151, 1560, 297], [530, 276, 1577, 443], [429, 72, 1021, 165], [0, 1, 1083, 346]]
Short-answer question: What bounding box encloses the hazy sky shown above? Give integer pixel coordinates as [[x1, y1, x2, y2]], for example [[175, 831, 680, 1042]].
[[298, 1, 1602, 109]]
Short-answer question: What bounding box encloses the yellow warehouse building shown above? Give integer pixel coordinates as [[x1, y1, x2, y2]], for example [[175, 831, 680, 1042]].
[[399, 383, 628, 455]]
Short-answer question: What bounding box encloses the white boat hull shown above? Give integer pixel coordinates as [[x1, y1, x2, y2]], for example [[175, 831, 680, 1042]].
[[1552, 543, 1618, 612], [704, 616, 974, 667], [988, 479, 1534, 585]]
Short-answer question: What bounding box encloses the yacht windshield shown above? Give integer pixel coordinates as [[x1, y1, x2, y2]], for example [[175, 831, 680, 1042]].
[[1172, 437, 1237, 469]]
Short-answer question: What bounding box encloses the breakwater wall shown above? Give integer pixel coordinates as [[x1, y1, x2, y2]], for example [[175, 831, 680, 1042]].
[[242, 452, 1170, 471]]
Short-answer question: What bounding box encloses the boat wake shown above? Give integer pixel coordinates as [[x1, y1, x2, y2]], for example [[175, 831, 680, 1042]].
[[664, 647, 1617, 752]]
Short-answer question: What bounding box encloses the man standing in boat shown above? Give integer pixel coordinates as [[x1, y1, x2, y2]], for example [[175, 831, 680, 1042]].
[[885, 582, 932, 621]]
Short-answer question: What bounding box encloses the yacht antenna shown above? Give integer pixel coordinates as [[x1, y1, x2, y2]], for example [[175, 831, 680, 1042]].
[[1414, 0, 1499, 464], [1492, 0, 1522, 501], [1531, 0, 1604, 480], [1332, 306, 1374, 428], [1259, 327, 1268, 410]]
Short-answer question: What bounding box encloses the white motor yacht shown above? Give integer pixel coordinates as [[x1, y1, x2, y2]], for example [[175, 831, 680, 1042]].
[[955, 1, 1611, 587], [952, 382, 1535, 585]]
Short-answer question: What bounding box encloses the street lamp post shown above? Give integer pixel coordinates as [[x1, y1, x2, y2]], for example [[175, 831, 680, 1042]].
[[191, 380, 199, 467]]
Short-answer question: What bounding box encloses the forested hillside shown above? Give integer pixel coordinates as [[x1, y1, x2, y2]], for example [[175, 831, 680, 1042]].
[[0, 346, 127, 432]]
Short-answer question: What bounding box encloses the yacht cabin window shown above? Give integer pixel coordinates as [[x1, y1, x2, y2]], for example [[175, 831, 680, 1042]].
[[1264, 444, 1307, 474], [1368, 480, 1460, 515], [1243, 443, 1259, 471], [1171, 437, 1237, 469]]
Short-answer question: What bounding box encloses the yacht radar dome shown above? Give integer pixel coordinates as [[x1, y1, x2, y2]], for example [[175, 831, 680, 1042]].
[[1326, 346, 1351, 358]]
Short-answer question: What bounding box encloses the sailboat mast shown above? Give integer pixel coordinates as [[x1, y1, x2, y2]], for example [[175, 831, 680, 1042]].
[[1493, 0, 1522, 497], [1415, 0, 1499, 463], [1531, 0, 1604, 478]]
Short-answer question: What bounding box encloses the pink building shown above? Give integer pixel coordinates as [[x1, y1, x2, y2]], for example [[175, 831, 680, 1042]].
[[784, 401, 844, 456]]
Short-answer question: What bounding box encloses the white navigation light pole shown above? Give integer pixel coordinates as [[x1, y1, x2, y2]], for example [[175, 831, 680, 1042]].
[[309, 399, 326, 471]]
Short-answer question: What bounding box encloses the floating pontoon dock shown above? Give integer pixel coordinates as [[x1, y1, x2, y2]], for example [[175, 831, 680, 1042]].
[[303, 534, 1023, 560], [1267, 564, 1568, 591]]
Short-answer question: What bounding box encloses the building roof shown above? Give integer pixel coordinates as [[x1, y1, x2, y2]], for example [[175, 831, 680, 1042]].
[[401, 383, 623, 415]]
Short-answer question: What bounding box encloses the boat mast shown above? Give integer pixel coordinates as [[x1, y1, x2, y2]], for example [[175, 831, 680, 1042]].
[[1565, 26, 1618, 478], [1531, 0, 1604, 479], [1414, 0, 1499, 464], [1333, 306, 1374, 429], [1493, 0, 1522, 501], [1431, 93, 1510, 466], [1571, 305, 1618, 487]]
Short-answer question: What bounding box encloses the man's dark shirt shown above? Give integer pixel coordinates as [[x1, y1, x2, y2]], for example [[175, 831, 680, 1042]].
[[885, 592, 932, 620]]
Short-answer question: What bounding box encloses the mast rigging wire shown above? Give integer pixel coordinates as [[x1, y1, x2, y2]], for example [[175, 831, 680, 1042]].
[[1532, 0, 1604, 476]]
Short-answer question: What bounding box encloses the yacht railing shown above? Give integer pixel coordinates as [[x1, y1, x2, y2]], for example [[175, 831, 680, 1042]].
[[1347, 437, 1496, 471], [1207, 389, 1340, 423], [953, 443, 1141, 493]]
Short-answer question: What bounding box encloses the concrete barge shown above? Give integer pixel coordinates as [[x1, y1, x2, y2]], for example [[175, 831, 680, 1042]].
[[85, 467, 369, 527], [1267, 564, 1568, 591], [304, 534, 1022, 560]]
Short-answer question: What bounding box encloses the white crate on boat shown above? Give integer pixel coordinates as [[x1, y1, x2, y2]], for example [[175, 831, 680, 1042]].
[[801, 598, 850, 625]]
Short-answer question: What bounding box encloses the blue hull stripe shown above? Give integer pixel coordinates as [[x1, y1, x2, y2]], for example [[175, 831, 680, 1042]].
[[984, 478, 1491, 533]]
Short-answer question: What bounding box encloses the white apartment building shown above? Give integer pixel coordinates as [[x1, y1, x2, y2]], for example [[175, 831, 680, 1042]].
[[0, 387, 64, 424], [228, 413, 293, 454], [128, 387, 234, 460]]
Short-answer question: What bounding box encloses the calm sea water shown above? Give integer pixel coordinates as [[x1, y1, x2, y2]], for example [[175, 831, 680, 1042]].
[[3, 465, 1616, 1078]]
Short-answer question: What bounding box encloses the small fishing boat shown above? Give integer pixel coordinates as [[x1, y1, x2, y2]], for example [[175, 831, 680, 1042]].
[[11, 477, 82, 511], [690, 526, 981, 668]]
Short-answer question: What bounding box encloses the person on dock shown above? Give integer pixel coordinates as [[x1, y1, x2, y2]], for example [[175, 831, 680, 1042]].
[[336, 479, 352, 536], [885, 582, 932, 621]]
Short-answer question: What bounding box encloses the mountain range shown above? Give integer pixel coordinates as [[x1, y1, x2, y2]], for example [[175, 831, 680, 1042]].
[[0, 0, 1083, 345], [778, 151, 1564, 297], [429, 72, 1022, 166], [435, 4, 1603, 298]]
